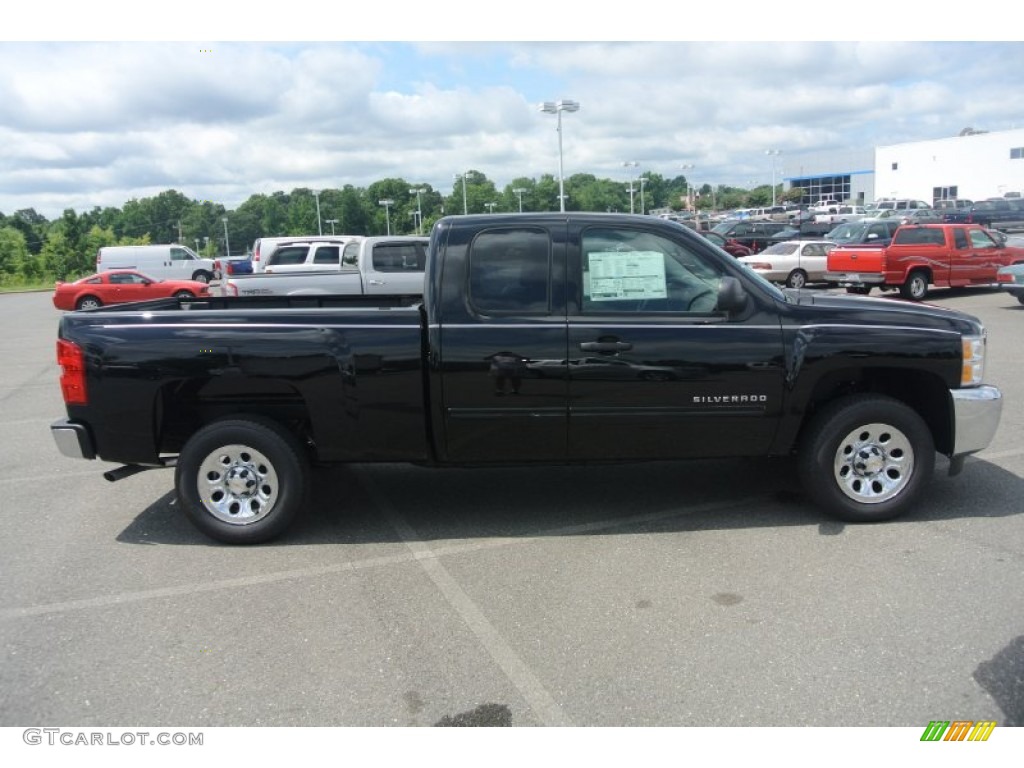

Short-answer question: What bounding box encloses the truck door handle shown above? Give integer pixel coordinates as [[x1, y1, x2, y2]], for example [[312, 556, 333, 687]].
[[368, 279, 385, 285], [579, 341, 633, 352]]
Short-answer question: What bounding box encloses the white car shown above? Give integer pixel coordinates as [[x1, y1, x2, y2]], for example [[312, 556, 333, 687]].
[[736, 240, 835, 289]]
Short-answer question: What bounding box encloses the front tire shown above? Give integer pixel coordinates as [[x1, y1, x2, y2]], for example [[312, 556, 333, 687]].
[[798, 394, 934, 522], [175, 417, 310, 544], [900, 270, 929, 301], [173, 290, 194, 300]]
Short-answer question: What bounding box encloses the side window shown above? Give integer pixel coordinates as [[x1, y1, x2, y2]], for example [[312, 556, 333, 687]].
[[468, 228, 550, 314], [170, 248, 193, 262], [342, 241, 360, 266], [312, 246, 340, 265], [108, 273, 131, 284], [969, 229, 997, 249], [804, 244, 824, 258], [372, 244, 425, 272], [581, 226, 722, 314], [268, 246, 309, 266], [953, 229, 969, 249]]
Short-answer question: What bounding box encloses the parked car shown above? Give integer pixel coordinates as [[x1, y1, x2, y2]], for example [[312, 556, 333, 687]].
[[702, 231, 753, 257], [996, 263, 1024, 305], [709, 220, 790, 253], [896, 209, 945, 225], [223, 236, 429, 297], [826, 219, 902, 247], [261, 236, 360, 273], [96, 244, 216, 284], [736, 240, 835, 288], [214, 256, 253, 279], [942, 198, 1024, 231], [874, 199, 933, 212], [53, 270, 211, 311]]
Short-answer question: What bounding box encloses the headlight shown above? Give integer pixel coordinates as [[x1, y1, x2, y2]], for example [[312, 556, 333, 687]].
[[961, 334, 986, 387]]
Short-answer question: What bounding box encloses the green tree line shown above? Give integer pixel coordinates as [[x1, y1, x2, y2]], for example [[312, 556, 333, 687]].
[[0, 172, 785, 287]]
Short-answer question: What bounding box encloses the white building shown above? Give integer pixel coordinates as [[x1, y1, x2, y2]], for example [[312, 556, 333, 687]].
[[875, 127, 1024, 204], [782, 127, 1024, 205]]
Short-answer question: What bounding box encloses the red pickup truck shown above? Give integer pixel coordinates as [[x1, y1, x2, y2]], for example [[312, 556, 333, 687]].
[[824, 223, 1024, 300]]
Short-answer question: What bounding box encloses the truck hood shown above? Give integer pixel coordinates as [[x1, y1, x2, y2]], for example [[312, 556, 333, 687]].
[[782, 288, 984, 336]]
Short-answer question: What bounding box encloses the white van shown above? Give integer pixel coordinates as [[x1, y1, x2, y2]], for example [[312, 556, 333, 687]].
[[96, 244, 217, 283]]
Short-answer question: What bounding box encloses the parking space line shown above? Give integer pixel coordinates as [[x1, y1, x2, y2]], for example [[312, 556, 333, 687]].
[[0, 492, 771, 626], [356, 468, 576, 727]]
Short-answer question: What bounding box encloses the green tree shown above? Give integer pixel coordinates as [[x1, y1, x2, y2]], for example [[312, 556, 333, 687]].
[[0, 226, 30, 278], [40, 231, 77, 280]]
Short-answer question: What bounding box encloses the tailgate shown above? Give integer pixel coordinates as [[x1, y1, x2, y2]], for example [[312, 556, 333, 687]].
[[827, 246, 885, 272]]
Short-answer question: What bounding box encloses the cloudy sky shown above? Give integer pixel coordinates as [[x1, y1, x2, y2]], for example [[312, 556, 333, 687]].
[[3, 9, 1022, 219]]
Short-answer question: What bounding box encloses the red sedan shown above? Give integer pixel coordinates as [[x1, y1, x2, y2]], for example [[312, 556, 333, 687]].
[[53, 270, 211, 311]]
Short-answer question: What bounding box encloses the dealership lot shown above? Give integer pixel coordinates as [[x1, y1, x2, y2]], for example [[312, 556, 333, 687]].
[[0, 288, 1021, 727]]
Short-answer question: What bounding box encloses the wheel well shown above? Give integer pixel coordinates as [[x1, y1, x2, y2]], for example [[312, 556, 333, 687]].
[[907, 266, 931, 282], [154, 380, 314, 459], [76, 294, 100, 306], [797, 367, 953, 455]]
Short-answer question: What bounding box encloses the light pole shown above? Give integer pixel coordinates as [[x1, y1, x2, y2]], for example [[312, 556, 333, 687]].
[[453, 173, 469, 215], [539, 99, 580, 212], [765, 149, 782, 207], [221, 217, 230, 257], [409, 187, 426, 234], [485, 202, 497, 213], [314, 190, 323, 235], [513, 187, 527, 213], [325, 218, 338, 235], [378, 199, 394, 235], [680, 163, 695, 211], [623, 161, 638, 214], [639, 175, 649, 216]]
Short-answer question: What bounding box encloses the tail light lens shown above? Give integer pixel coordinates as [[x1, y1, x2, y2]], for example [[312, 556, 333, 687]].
[[57, 339, 88, 405]]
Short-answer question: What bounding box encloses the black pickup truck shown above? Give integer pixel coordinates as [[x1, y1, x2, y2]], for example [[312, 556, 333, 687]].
[[942, 198, 1024, 231], [52, 213, 1003, 544]]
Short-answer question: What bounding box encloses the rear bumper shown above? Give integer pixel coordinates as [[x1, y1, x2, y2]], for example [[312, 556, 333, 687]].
[[51, 419, 96, 460], [824, 271, 885, 286], [950, 385, 1002, 458]]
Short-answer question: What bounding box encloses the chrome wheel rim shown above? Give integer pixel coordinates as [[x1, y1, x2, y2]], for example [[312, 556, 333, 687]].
[[197, 444, 279, 525], [833, 422, 915, 504], [79, 298, 99, 309]]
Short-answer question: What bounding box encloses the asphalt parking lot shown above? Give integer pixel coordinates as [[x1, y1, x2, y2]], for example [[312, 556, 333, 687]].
[[0, 287, 1021, 728]]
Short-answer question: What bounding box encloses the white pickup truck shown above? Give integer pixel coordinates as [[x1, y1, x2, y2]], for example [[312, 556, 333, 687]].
[[222, 236, 428, 297]]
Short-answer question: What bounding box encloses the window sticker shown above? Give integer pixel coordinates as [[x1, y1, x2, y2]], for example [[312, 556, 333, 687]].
[[586, 251, 667, 301]]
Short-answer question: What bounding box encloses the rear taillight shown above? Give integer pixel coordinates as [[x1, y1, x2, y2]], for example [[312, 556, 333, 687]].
[[997, 272, 1015, 284], [57, 339, 87, 405]]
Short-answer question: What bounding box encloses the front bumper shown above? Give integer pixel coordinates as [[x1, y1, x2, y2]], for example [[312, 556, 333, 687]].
[[51, 419, 96, 460], [950, 385, 1002, 458]]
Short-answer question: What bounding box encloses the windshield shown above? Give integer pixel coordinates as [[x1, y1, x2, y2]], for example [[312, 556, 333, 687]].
[[710, 222, 732, 235], [827, 222, 867, 243], [761, 242, 799, 255]]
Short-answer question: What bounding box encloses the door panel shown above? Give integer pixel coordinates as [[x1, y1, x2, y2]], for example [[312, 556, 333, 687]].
[[439, 225, 569, 462], [568, 223, 785, 460]]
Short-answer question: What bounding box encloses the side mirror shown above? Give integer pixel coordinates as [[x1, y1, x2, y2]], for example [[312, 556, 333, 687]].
[[717, 276, 748, 314]]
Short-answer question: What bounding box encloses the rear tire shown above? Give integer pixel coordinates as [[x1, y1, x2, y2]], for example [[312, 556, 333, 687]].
[[798, 394, 934, 523], [191, 271, 212, 284], [76, 295, 102, 310], [900, 270, 929, 301], [785, 269, 808, 289], [175, 417, 309, 544]]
